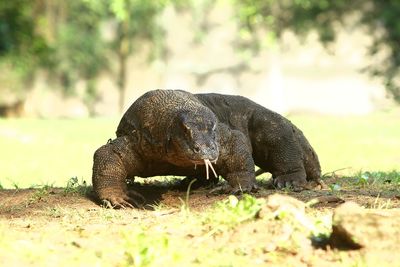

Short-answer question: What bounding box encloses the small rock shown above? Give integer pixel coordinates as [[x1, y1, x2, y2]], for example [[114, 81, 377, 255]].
[[330, 201, 400, 250], [258, 194, 305, 218], [266, 194, 306, 212]]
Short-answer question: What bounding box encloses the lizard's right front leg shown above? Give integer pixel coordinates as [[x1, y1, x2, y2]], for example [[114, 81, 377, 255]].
[[211, 127, 258, 194], [92, 138, 144, 209]]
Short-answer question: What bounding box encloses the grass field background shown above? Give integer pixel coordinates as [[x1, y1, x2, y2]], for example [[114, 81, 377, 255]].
[[0, 109, 399, 189]]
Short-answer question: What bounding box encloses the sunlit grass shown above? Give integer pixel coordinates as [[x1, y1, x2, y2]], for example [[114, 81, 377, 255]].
[[0, 118, 117, 188], [288, 109, 400, 175], [0, 109, 399, 188]]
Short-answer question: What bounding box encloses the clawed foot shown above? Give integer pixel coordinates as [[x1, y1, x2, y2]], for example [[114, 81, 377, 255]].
[[101, 190, 145, 209], [209, 183, 258, 195], [176, 176, 219, 191], [273, 173, 307, 192]]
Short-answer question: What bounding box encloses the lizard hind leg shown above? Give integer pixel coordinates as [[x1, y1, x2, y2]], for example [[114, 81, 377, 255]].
[[273, 169, 307, 192]]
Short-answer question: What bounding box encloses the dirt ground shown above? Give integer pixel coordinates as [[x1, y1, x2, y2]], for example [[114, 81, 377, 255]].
[[2, 176, 399, 217], [1, 176, 400, 266]]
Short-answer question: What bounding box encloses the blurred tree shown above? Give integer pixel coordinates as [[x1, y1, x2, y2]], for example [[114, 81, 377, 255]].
[[44, 0, 108, 114], [45, 0, 170, 113], [45, 0, 173, 113], [232, 0, 400, 103], [0, 1, 51, 102], [0, 0, 107, 114], [0, 0, 170, 114], [105, 0, 168, 112], [3, 0, 399, 113]]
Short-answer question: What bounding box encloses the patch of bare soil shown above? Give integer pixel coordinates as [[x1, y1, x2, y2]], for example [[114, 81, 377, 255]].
[[1, 176, 399, 266], [2, 176, 399, 218]]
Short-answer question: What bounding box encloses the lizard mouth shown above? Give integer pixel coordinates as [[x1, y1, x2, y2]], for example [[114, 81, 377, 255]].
[[192, 158, 218, 180]]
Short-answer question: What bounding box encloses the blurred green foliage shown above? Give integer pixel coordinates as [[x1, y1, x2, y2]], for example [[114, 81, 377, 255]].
[[0, 1, 50, 94], [0, 0, 169, 110], [1, 0, 400, 106], [233, 0, 400, 102]]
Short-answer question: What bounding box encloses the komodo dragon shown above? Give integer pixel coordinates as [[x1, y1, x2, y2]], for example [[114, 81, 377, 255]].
[[92, 89, 322, 208]]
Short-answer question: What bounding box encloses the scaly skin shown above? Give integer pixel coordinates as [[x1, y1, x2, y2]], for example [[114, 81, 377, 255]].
[[195, 93, 322, 190], [92, 89, 322, 208], [92, 90, 256, 208]]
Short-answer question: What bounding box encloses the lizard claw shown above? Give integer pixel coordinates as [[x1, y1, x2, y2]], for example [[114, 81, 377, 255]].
[[101, 190, 145, 209], [209, 183, 258, 195], [208, 184, 233, 195], [273, 173, 307, 192]]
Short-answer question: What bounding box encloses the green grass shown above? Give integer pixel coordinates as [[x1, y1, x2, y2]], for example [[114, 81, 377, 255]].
[[0, 117, 116, 188], [288, 109, 400, 175], [1, 109, 399, 188]]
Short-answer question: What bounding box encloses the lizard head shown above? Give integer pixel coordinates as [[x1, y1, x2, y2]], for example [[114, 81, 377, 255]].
[[166, 109, 219, 167]]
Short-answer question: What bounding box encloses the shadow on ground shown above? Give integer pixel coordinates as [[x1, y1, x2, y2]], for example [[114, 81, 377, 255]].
[[0, 176, 399, 219]]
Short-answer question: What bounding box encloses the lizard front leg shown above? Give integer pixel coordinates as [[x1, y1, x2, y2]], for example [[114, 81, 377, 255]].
[[92, 137, 144, 208], [211, 126, 257, 194]]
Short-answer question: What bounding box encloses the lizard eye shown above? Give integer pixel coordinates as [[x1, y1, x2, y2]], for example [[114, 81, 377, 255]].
[[182, 122, 193, 138]]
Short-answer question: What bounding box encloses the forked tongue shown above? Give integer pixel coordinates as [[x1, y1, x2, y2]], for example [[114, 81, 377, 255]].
[[204, 159, 218, 180]]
